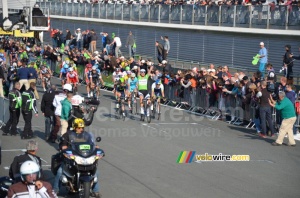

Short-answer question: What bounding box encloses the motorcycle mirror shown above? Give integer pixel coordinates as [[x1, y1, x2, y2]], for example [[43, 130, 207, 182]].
[[96, 137, 101, 142]]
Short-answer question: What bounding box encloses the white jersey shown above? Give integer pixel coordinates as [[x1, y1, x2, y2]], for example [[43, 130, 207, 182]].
[[53, 93, 66, 116], [113, 71, 125, 82], [151, 83, 164, 91]]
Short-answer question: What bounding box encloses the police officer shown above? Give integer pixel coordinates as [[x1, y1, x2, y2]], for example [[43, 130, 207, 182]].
[[3, 82, 22, 136], [21, 82, 38, 139], [9, 140, 42, 182]]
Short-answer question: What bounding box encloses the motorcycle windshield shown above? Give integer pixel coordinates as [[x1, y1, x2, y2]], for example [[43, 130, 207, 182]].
[[69, 132, 96, 157]]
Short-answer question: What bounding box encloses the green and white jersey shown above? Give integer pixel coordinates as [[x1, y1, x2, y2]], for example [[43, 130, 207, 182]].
[[138, 74, 149, 91]]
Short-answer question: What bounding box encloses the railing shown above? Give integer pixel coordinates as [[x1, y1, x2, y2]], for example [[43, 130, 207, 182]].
[[37, 2, 300, 30]]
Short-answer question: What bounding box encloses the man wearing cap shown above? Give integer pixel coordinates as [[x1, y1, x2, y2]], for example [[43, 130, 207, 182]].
[[9, 140, 42, 182], [258, 42, 268, 78], [48, 84, 72, 143], [75, 28, 82, 50]]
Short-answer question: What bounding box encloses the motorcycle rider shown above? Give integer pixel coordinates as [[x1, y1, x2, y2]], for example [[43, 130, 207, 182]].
[[53, 118, 102, 197], [9, 140, 42, 182], [7, 160, 57, 198]]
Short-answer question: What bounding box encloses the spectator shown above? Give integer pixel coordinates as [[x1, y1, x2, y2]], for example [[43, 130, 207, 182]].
[[9, 140, 42, 182], [0, 62, 4, 97], [126, 31, 135, 58], [155, 41, 164, 63], [161, 36, 170, 60], [65, 29, 71, 46], [90, 29, 98, 53], [269, 91, 296, 146], [257, 80, 275, 138], [41, 85, 56, 141], [111, 35, 122, 58], [28, 62, 39, 99], [258, 42, 268, 78], [75, 28, 82, 50], [283, 44, 294, 80], [17, 59, 30, 91]]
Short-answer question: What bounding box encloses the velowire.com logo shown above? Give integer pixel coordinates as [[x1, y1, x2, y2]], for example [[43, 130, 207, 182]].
[[177, 151, 250, 163]]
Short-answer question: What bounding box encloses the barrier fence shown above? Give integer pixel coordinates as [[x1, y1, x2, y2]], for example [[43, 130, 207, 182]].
[[36, 2, 300, 30]]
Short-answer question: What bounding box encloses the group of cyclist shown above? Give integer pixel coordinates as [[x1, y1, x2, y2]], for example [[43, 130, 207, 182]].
[[59, 59, 104, 99], [112, 61, 165, 120]]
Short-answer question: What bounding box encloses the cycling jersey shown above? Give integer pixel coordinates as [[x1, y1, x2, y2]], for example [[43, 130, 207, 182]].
[[40, 68, 49, 75], [151, 83, 164, 97], [113, 71, 126, 82], [128, 77, 138, 92], [67, 71, 78, 79], [138, 74, 149, 91], [89, 71, 101, 84], [60, 68, 68, 77]]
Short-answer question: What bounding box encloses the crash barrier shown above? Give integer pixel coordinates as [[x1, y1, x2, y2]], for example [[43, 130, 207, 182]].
[[39, 2, 300, 30], [0, 97, 10, 130]]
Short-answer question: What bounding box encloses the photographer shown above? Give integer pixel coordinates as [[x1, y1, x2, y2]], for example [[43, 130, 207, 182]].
[[180, 73, 197, 108], [256, 81, 276, 138]]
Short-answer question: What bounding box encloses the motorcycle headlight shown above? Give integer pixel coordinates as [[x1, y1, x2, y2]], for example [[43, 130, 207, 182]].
[[74, 155, 96, 165]]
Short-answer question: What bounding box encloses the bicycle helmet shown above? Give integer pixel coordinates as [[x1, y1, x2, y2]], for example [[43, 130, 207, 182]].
[[73, 118, 85, 129], [65, 60, 70, 64], [126, 70, 131, 75], [63, 64, 69, 69], [86, 63, 92, 68], [131, 73, 136, 78], [69, 67, 74, 72], [20, 161, 41, 184], [119, 78, 125, 83], [92, 66, 97, 70], [140, 69, 146, 73], [162, 60, 167, 64], [115, 68, 120, 72], [155, 79, 162, 85]]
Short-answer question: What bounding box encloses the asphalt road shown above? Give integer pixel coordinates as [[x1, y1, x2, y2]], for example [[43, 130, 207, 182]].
[[1, 79, 300, 198]]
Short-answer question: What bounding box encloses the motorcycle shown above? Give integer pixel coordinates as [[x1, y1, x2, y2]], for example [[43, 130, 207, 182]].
[[52, 134, 104, 198], [0, 176, 14, 197]]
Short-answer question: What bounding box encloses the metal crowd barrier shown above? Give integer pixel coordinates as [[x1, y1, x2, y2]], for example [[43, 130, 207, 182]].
[[161, 83, 300, 132], [0, 97, 10, 129]]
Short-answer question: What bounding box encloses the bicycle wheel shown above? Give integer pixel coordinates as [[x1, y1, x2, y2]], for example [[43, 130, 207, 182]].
[[146, 105, 151, 123], [152, 102, 156, 119]]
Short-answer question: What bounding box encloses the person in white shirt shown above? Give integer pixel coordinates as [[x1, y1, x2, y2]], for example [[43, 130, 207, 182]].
[[111, 36, 122, 58], [75, 28, 82, 50], [48, 84, 72, 143]]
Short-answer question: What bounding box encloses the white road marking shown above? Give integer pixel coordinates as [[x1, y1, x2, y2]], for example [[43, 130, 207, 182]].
[[2, 149, 27, 152]]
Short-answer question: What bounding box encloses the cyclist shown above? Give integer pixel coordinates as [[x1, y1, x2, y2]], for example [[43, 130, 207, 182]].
[[112, 68, 125, 98], [39, 64, 52, 92], [85, 63, 93, 97], [137, 66, 153, 121], [115, 78, 127, 117], [127, 72, 138, 110], [89, 66, 104, 100], [59, 64, 69, 86], [151, 79, 165, 114], [67, 67, 79, 94]]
